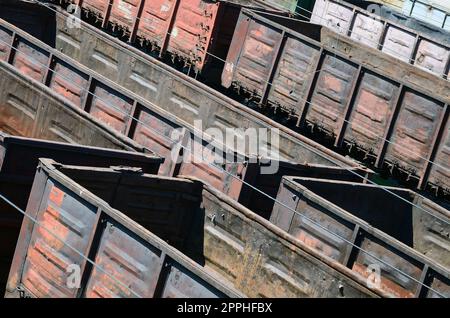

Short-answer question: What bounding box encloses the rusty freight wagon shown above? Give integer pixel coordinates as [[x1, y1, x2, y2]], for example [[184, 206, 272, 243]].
[[0, 132, 163, 293], [310, 0, 450, 79], [0, 16, 375, 207], [4, 159, 244, 298], [5, 159, 381, 298], [222, 8, 450, 195], [271, 176, 450, 297]]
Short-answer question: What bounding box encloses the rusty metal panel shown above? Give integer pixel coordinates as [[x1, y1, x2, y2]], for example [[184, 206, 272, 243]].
[[109, 0, 142, 32], [167, 0, 220, 70], [268, 36, 321, 112], [12, 37, 50, 83], [0, 25, 12, 62], [136, 0, 176, 48], [287, 200, 354, 263], [267, 182, 299, 231], [132, 106, 183, 176], [351, 233, 423, 298], [343, 71, 400, 153], [84, 220, 163, 298], [0, 68, 41, 137], [199, 187, 377, 297], [272, 177, 450, 268], [221, 13, 250, 89], [178, 136, 247, 200], [271, 187, 354, 263], [305, 54, 359, 135], [0, 1, 56, 47], [48, 58, 90, 108], [87, 36, 123, 82], [225, 16, 283, 97], [21, 181, 98, 297], [349, 12, 384, 48], [384, 90, 445, 174], [415, 39, 450, 75], [88, 81, 134, 134]]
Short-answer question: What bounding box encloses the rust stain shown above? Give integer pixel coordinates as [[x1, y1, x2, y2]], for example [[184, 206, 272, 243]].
[[49, 186, 64, 207]]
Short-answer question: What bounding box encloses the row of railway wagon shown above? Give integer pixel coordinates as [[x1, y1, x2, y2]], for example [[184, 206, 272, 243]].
[[0, 0, 449, 298]]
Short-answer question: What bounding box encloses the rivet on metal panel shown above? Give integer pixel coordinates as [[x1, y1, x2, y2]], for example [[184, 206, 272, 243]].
[[292, 195, 297, 200], [221, 214, 225, 220]]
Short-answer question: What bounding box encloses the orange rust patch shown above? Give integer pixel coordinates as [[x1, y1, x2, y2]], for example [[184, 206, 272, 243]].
[[323, 74, 342, 93], [49, 186, 64, 206]]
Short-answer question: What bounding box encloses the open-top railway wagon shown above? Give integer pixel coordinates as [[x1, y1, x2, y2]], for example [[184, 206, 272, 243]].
[[0, 133, 163, 293], [271, 176, 450, 274], [5, 159, 245, 298]]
